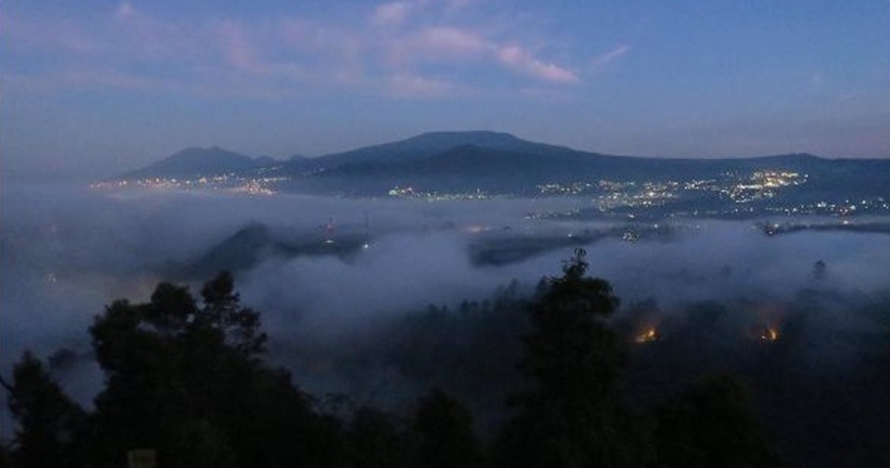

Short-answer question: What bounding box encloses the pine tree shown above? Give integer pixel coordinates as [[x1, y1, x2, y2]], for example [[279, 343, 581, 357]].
[[497, 249, 650, 468]]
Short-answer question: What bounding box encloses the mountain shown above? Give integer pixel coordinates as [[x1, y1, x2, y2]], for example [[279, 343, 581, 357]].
[[276, 134, 868, 196], [116, 131, 844, 184], [113, 131, 890, 217], [183, 222, 368, 278], [118, 146, 273, 180], [273, 132, 872, 190], [260, 131, 652, 194], [294, 130, 582, 169], [295, 142, 613, 193]]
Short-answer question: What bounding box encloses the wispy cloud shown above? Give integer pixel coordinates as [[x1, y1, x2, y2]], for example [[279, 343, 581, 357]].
[[498, 45, 578, 83], [396, 26, 578, 84], [112, 2, 187, 60], [371, 1, 421, 27], [370, 0, 480, 27], [114, 2, 136, 21], [445, 0, 485, 10], [412, 27, 490, 58], [591, 44, 631, 69], [216, 20, 268, 75], [2, 1, 583, 99]]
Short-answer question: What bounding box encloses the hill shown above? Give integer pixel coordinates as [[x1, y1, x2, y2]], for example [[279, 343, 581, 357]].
[[118, 146, 273, 180], [111, 131, 890, 218]]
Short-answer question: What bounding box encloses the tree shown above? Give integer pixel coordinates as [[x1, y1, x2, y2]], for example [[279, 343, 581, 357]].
[[169, 419, 238, 468], [345, 407, 408, 468], [3, 351, 88, 468], [199, 271, 267, 355], [522, 249, 622, 404], [496, 249, 650, 468], [87, 272, 339, 468], [652, 374, 782, 468], [410, 388, 484, 468], [0, 441, 11, 468], [88, 293, 194, 467]]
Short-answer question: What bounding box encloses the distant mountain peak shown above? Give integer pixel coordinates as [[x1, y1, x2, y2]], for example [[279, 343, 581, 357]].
[[170, 146, 240, 158], [749, 152, 824, 164], [118, 146, 264, 180], [406, 130, 521, 143], [699, 152, 823, 165], [114, 133, 885, 194]]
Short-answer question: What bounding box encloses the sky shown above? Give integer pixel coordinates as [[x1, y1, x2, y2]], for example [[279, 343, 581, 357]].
[[2, 0, 889, 182]]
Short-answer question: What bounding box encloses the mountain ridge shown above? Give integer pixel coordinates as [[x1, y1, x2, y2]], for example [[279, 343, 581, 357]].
[[109, 131, 890, 200], [116, 131, 871, 183], [118, 146, 275, 180]]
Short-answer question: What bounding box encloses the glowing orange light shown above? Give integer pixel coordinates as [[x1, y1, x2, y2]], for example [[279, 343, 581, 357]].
[[635, 328, 658, 343], [760, 327, 779, 342]]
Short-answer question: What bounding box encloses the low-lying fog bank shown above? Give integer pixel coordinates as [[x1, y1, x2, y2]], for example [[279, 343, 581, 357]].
[[2, 185, 889, 458]]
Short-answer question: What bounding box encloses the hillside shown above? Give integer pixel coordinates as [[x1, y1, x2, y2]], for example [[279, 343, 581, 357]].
[[111, 131, 890, 217], [118, 146, 271, 180]]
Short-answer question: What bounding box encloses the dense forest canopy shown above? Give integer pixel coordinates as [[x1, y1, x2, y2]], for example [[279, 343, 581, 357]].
[[7, 248, 886, 468]]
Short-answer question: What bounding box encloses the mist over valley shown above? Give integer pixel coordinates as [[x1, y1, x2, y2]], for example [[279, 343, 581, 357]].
[[3, 141, 889, 465], [4, 1, 889, 465]]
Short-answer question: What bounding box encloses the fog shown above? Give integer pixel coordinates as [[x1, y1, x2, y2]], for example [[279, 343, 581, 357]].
[[2, 184, 889, 446]]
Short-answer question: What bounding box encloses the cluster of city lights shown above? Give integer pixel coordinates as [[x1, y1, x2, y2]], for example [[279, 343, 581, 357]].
[[93, 169, 888, 218], [712, 170, 806, 203], [91, 175, 285, 195], [387, 186, 492, 201]]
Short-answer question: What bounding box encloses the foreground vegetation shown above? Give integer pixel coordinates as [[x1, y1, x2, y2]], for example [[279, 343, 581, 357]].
[[3, 251, 785, 468]]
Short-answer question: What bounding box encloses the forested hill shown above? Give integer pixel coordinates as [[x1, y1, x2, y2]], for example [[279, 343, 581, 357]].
[[4, 252, 889, 467], [111, 131, 890, 199]]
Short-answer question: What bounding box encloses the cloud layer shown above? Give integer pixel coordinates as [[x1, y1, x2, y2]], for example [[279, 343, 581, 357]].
[[3, 185, 888, 379], [3, 185, 887, 464]]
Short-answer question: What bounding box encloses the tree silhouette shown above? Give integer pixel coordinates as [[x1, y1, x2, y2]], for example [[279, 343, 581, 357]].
[[3, 351, 88, 468], [496, 249, 650, 468], [411, 388, 484, 468], [346, 406, 408, 468], [652, 374, 782, 468], [200, 271, 267, 355], [87, 272, 339, 468], [1, 261, 798, 468]]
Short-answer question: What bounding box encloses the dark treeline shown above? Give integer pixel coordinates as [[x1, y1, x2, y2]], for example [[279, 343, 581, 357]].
[[2, 251, 887, 468]]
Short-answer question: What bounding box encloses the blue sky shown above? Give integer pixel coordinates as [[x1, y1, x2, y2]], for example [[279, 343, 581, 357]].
[[2, 0, 889, 181]]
